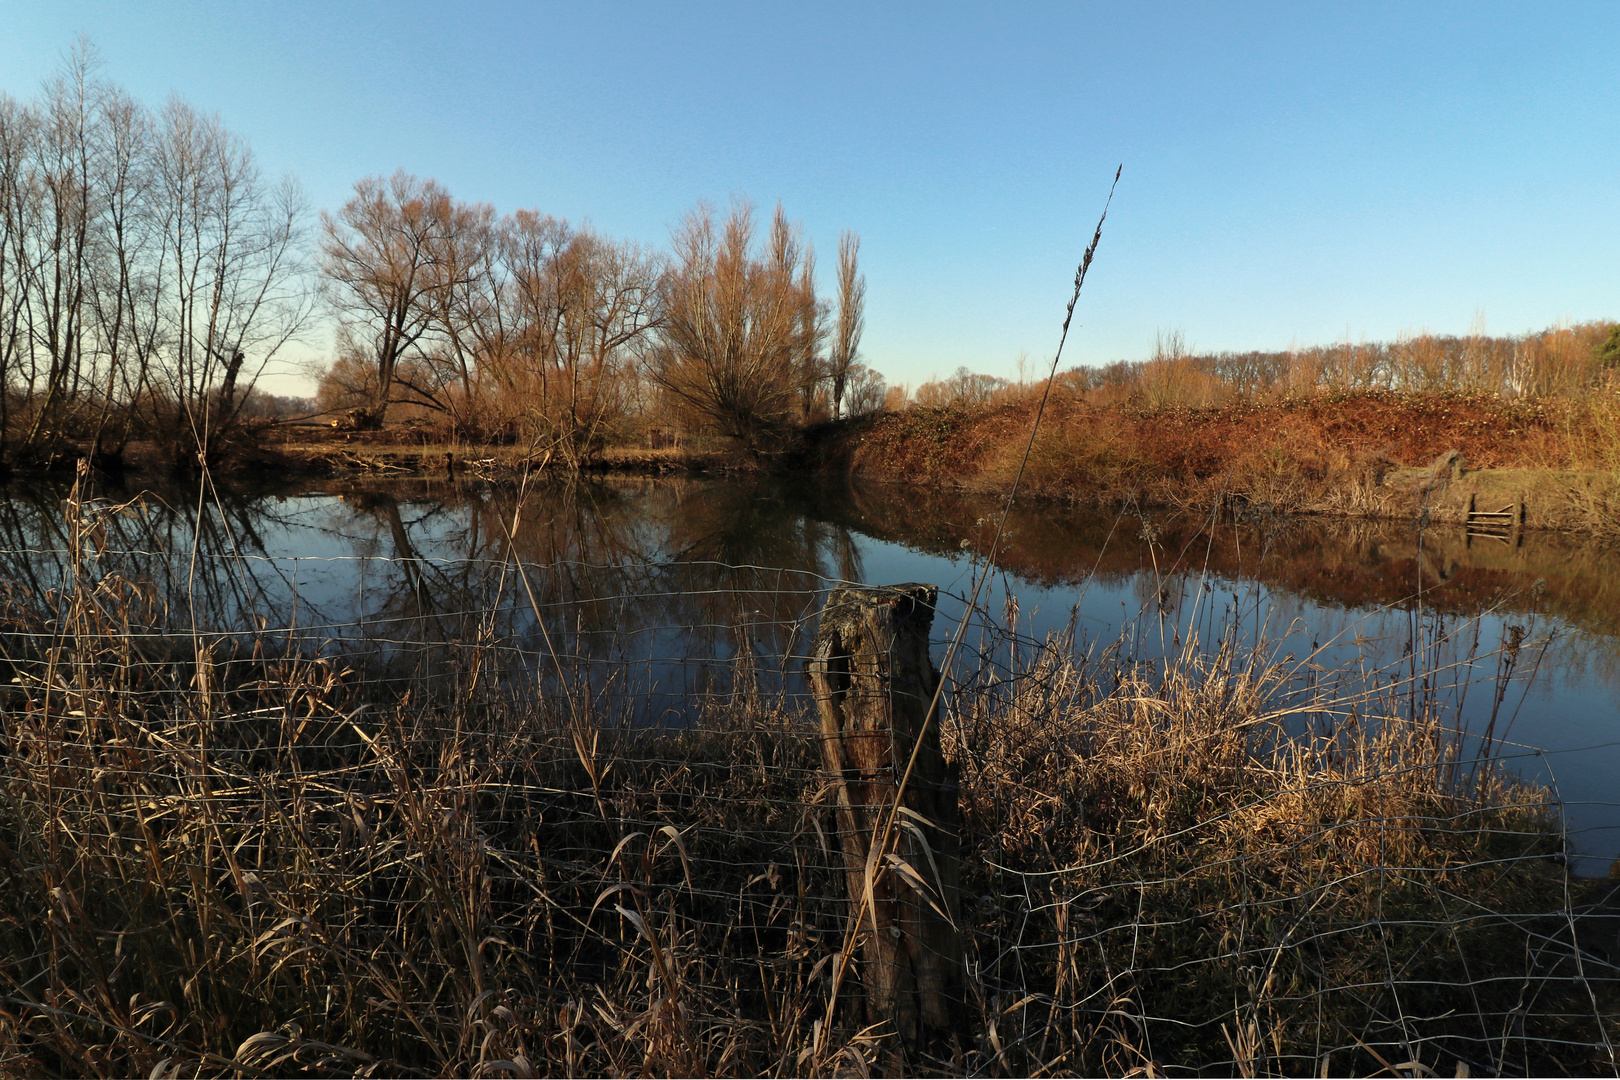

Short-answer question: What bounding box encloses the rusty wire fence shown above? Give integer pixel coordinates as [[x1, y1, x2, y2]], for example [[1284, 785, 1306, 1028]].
[[0, 524, 1617, 1077]]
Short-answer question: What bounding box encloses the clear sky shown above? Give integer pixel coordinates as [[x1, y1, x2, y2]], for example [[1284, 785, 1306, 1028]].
[[3, 1, 1616, 395]]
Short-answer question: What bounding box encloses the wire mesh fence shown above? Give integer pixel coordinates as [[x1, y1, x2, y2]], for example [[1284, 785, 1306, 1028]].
[[0, 500, 1617, 1077]]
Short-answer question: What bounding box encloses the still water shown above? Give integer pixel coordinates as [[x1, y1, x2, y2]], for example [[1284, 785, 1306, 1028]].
[[3, 472, 1616, 871]]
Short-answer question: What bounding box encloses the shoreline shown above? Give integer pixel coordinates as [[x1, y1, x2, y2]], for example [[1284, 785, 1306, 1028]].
[[7, 391, 1618, 539], [257, 419, 1620, 539], [12, 448, 1616, 541]]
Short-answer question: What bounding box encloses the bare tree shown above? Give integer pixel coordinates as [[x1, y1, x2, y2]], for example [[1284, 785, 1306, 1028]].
[[12, 46, 100, 460], [828, 229, 864, 420], [842, 363, 886, 417], [0, 91, 41, 464], [82, 80, 159, 467], [466, 213, 661, 461], [914, 366, 1005, 409], [483, 209, 567, 417], [149, 99, 310, 461], [787, 221, 825, 422], [542, 229, 660, 463], [0, 42, 311, 470], [320, 171, 458, 428], [421, 196, 498, 430]]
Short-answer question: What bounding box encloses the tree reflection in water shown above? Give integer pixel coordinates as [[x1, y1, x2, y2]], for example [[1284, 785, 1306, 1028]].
[[0, 474, 873, 725]]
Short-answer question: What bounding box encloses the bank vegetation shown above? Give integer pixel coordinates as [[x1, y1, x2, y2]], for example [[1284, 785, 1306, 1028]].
[[814, 322, 1620, 533]]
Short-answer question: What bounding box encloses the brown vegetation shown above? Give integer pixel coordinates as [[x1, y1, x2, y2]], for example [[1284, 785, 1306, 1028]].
[[644, 200, 823, 447], [318, 179, 667, 465], [9, 46, 1616, 499], [315, 189, 881, 460], [875, 322, 1619, 514], [813, 382, 1620, 528], [2, 48, 880, 477], [907, 320, 1619, 408], [827, 230, 866, 421]]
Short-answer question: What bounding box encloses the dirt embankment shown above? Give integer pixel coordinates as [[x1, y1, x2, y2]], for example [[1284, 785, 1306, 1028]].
[[802, 391, 1620, 535]]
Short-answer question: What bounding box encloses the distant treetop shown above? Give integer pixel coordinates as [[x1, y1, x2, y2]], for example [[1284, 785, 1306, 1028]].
[[1594, 324, 1620, 369]]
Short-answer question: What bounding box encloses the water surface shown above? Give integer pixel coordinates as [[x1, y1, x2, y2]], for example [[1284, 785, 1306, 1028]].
[[3, 472, 1616, 870]]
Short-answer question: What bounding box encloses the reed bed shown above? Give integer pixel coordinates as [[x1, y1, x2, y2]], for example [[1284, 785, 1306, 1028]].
[[0, 512, 1615, 1076]]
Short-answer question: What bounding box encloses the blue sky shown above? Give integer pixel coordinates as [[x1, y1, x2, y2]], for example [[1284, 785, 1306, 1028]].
[[3, 2, 1616, 395]]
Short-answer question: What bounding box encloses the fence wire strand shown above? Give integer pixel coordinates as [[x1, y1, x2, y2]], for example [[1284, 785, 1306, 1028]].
[[0, 532, 1616, 1078]]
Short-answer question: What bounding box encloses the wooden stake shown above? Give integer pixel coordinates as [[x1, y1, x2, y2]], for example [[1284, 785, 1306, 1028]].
[[808, 584, 963, 1058]]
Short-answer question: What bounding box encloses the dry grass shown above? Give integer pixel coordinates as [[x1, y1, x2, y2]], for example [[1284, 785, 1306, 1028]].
[[945, 623, 1609, 1075], [815, 389, 1620, 531], [0, 492, 1613, 1076]]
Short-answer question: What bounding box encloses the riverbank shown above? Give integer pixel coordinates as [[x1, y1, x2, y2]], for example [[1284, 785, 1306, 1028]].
[[262, 390, 1620, 536], [805, 390, 1620, 536], [21, 390, 1620, 538]]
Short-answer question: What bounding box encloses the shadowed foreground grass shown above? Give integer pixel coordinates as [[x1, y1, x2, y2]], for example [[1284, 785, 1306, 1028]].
[[0, 565, 1615, 1077]]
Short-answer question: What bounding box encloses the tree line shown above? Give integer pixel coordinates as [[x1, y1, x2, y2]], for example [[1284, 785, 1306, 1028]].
[[316, 176, 877, 462], [0, 45, 877, 473], [900, 321, 1620, 412], [8, 45, 1616, 475], [0, 43, 311, 472]]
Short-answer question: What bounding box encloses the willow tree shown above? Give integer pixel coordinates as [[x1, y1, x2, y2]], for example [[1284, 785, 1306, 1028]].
[[646, 199, 823, 448], [535, 229, 660, 463], [480, 214, 660, 462], [420, 195, 498, 431]]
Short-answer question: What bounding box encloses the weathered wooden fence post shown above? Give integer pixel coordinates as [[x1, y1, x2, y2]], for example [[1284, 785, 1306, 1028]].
[[808, 583, 963, 1056]]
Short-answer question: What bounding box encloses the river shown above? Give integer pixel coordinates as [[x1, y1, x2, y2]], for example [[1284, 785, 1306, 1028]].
[[3, 471, 1616, 871]]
